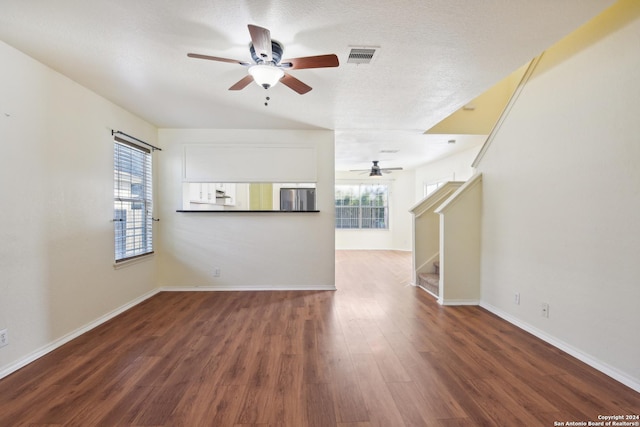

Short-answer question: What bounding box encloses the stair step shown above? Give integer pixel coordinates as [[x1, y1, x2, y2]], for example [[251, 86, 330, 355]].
[[418, 273, 439, 286], [418, 272, 439, 296]]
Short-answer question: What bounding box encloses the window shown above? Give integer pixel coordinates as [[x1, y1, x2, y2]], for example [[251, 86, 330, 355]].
[[424, 174, 455, 197], [114, 137, 153, 262], [425, 182, 444, 197], [335, 184, 389, 229]]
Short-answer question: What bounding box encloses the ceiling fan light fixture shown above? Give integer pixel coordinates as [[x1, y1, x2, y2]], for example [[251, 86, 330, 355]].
[[248, 64, 284, 89]]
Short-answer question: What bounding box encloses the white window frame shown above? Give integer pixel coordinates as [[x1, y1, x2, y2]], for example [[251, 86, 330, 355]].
[[113, 136, 154, 262], [424, 173, 456, 197]]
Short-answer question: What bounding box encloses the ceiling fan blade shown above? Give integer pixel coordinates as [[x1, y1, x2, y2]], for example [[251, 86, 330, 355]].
[[228, 75, 254, 91], [280, 73, 312, 94], [187, 53, 250, 66], [351, 161, 403, 174], [281, 54, 339, 70], [248, 24, 272, 62]]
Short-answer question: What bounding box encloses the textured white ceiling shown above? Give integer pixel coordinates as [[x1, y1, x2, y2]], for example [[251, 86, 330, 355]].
[[0, 0, 616, 170]]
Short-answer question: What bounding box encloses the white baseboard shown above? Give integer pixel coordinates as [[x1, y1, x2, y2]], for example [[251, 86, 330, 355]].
[[335, 248, 412, 252], [414, 284, 481, 306], [0, 288, 160, 380], [480, 301, 640, 393], [159, 285, 337, 292], [439, 298, 480, 306]]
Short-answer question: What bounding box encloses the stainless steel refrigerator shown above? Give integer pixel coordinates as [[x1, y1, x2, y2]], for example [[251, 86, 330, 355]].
[[279, 188, 316, 211]]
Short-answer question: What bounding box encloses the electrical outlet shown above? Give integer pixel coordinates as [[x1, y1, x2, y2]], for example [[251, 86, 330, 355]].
[[541, 303, 549, 318], [514, 292, 520, 305], [0, 329, 8, 348], [213, 267, 221, 277]]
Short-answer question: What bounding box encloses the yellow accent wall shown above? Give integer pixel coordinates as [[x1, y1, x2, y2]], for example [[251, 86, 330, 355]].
[[249, 183, 273, 210], [425, 64, 528, 135]]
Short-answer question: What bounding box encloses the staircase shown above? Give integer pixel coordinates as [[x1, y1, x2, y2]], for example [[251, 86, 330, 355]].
[[418, 261, 439, 296], [410, 174, 483, 305]]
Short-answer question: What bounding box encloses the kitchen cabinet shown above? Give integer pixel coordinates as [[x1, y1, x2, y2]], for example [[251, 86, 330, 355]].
[[217, 183, 235, 206], [189, 183, 235, 206]]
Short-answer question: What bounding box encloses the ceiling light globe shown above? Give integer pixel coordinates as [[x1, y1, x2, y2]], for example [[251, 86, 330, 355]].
[[248, 64, 285, 89]]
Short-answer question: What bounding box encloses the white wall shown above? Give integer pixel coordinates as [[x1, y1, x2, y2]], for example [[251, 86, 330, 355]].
[[0, 41, 158, 375], [334, 147, 481, 251], [413, 146, 480, 201], [335, 170, 415, 251], [157, 129, 335, 290], [476, 0, 640, 388]]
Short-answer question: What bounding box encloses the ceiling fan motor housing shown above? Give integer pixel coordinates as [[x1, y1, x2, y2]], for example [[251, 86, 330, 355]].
[[250, 40, 284, 65], [370, 160, 382, 176]]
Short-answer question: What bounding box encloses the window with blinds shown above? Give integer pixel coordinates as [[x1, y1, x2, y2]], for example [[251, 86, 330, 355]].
[[114, 136, 153, 262], [335, 183, 389, 229]]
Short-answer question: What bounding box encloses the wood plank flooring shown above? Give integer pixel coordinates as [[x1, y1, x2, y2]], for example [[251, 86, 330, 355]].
[[0, 250, 638, 426]]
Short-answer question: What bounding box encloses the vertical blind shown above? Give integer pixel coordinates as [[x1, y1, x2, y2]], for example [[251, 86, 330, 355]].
[[114, 136, 153, 262]]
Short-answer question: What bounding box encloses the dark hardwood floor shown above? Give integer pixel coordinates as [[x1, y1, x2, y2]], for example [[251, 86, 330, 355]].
[[0, 250, 638, 426]]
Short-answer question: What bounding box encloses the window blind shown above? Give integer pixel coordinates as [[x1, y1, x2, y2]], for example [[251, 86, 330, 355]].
[[114, 136, 153, 262], [335, 183, 389, 229]]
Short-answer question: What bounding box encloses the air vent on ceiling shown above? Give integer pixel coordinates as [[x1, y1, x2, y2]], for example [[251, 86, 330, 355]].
[[379, 149, 399, 154], [347, 48, 377, 64]]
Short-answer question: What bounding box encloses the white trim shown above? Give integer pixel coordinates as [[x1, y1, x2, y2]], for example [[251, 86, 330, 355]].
[[415, 253, 439, 274], [112, 252, 155, 269], [334, 248, 411, 252], [434, 173, 483, 214], [472, 56, 541, 168], [438, 298, 480, 306], [159, 285, 337, 292], [408, 181, 464, 218], [480, 301, 640, 393], [0, 288, 160, 380]]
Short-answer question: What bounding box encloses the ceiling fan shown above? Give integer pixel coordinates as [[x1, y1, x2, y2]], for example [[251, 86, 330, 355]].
[[351, 161, 404, 176], [187, 24, 339, 94]]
